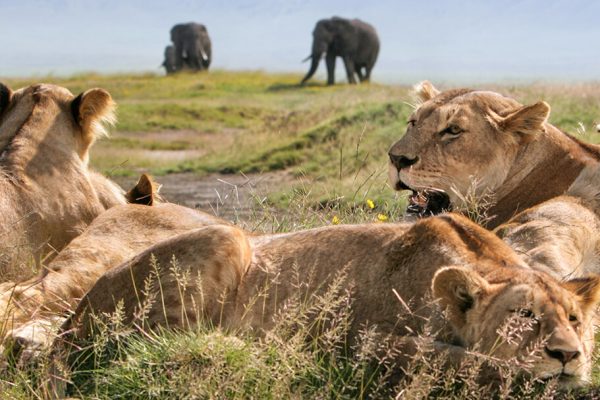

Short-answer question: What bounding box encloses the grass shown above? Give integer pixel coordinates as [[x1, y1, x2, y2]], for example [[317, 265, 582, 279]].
[[2, 71, 600, 398], [4, 71, 413, 209], [0, 191, 596, 399], [5, 71, 600, 212]]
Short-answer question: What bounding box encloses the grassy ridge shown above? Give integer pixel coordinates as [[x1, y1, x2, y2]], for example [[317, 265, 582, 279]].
[[4, 71, 416, 210], [5, 72, 599, 210]]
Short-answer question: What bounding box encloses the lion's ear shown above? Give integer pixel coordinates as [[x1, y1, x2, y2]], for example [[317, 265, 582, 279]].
[[71, 88, 116, 158], [413, 81, 440, 102], [490, 101, 550, 138], [432, 266, 490, 328], [0, 83, 13, 115], [563, 276, 600, 313], [126, 174, 161, 206]]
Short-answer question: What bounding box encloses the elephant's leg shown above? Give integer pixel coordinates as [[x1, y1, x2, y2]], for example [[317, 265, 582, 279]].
[[325, 52, 336, 85], [185, 45, 201, 70], [356, 66, 365, 82], [174, 44, 185, 71], [342, 57, 357, 84], [364, 66, 372, 82]]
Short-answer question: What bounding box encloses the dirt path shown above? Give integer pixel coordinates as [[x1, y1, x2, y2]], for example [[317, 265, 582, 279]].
[[113, 171, 292, 221]]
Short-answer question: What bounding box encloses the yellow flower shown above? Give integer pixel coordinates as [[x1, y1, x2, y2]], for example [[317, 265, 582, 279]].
[[366, 199, 375, 209], [332, 215, 340, 225], [377, 213, 388, 222]]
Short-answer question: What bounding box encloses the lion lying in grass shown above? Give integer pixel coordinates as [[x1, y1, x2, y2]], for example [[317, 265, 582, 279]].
[[0, 82, 126, 280], [496, 165, 600, 281], [388, 81, 600, 228], [0, 194, 226, 364], [385, 80, 600, 308], [16, 207, 593, 389]]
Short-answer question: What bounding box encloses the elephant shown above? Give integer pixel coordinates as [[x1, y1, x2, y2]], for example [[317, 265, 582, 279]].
[[162, 45, 177, 74], [301, 17, 379, 85], [169, 22, 212, 72]]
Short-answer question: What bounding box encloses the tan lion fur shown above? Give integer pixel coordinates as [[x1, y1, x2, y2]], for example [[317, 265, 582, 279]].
[[496, 164, 600, 281], [0, 203, 228, 351], [388, 81, 600, 228], [0, 83, 126, 280], [43, 210, 600, 387]]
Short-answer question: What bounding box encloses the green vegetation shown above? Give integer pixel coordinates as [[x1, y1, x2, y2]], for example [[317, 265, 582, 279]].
[[5, 70, 418, 210], [3, 72, 600, 398], [6, 72, 600, 211]]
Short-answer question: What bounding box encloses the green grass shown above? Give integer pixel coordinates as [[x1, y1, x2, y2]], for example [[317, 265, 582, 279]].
[[4, 70, 416, 209], [3, 72, 600, 398], [6, 71, 600, 209], [5, 71, 599, 209]]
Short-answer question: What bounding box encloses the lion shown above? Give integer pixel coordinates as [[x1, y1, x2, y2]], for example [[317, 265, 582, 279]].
[[496, 165, 600, 280], [0, 192, 227, 364], [30, 210, 598, 390], [388, 81, 600, 228], [0, 82, 127, 280]]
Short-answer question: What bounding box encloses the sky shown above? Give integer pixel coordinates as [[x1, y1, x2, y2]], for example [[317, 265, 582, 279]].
[[1, 0, 600, 83]]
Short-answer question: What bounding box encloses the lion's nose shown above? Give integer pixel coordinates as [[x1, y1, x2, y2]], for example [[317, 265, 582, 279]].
[[389, 154, 419, 170], [545, 346, 580, 365]]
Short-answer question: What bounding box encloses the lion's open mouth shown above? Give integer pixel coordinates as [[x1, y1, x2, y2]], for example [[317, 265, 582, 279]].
[[396, 181, 451, 217]]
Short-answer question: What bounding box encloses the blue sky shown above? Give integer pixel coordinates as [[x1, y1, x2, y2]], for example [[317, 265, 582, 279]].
[[1, 0, 600, 83]]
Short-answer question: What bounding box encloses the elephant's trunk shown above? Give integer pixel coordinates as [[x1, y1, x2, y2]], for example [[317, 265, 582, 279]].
[[301, 53, 322, 85]]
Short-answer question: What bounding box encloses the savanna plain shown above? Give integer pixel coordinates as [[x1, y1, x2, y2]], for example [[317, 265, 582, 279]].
[[2, 71, 600, 399]]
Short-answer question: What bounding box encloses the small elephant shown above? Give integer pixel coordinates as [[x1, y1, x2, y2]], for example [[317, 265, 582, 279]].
[[162, 45, 177, 74], [301, 17, 379, 85], [170, 22, 212, 72]]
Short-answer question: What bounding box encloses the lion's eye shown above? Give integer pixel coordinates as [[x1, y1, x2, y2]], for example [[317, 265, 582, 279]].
[[442, 125, 463, 136], [407, 119, 416, 127], [569, 314, 578, 323]]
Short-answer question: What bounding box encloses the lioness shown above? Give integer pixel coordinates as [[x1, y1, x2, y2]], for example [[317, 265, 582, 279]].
[[0, 83, 126, 279], [45, 210, 600, 388], [388, 81, 600, 227], [0, 200, 226, 362], [496, 166, 600, 280]]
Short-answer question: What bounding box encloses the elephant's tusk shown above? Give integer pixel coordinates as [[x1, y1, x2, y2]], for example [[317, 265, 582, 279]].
[[301, 54, 312, 63], [200, 50, 208, 61]]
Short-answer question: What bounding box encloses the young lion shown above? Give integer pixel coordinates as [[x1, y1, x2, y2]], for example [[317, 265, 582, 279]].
[[0, 82, 126, 280], [44, 210, 600, 388]]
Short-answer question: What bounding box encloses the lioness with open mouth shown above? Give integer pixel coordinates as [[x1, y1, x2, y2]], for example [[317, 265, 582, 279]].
[[388, 81, 600, 227]]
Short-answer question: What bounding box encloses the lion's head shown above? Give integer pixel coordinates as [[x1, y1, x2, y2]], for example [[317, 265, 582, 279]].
[[0, 82, 115, 168], [432, 263, 600, 386], [388, 81, 550, 220], [0, 82, 125, 278]]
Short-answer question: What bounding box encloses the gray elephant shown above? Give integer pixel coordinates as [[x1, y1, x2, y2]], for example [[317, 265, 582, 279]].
[[162, 45, 177, 74], [170, 22, 212, 71], [301, 17, 379, 85]]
